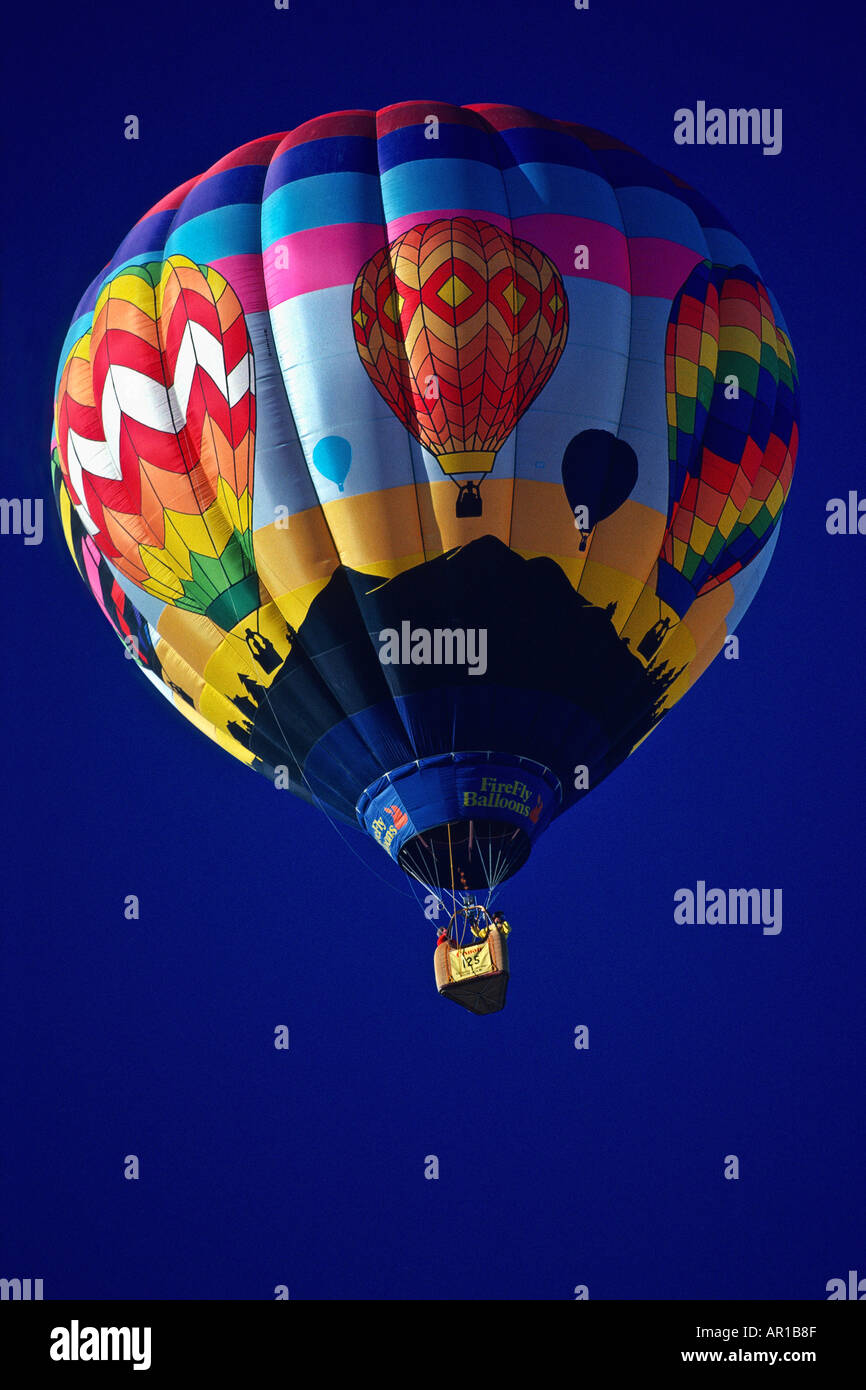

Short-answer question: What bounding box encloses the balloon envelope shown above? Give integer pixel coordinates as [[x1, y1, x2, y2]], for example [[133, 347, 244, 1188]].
[[52, 102, 799, 895]]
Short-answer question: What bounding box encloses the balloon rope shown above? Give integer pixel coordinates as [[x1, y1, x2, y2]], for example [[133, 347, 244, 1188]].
[[402, 840, 448, 925], [447, 822, 455, 902]]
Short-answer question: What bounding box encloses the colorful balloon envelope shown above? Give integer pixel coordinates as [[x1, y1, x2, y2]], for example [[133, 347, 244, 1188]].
[[52, 101, 799, 903]]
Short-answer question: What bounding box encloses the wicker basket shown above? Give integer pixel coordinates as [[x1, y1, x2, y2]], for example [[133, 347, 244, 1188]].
[[433, 927, 510, 1014]]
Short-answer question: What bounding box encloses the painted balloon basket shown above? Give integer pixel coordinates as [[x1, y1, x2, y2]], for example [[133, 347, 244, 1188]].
[[434, 904, 511, 1015], [51, 102, 799, 1014]]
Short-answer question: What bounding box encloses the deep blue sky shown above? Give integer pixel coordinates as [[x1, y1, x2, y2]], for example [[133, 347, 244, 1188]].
[[2, 0, 863, 1300]]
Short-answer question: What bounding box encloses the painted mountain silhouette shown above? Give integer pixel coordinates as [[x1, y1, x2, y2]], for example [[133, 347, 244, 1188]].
[[243, 536, 678, 822]]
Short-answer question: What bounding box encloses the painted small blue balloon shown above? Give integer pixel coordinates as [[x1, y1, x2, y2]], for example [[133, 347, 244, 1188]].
[[312, 435, 352, 491]]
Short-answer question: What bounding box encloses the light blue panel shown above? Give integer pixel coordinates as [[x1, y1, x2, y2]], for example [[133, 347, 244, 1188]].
[[269, 280, 423, 510], [617, 350, 670, 513], [279, 349, 397, 439], [513, 408, 622, 482], [534, 340, 630, 419], [244, 311, 320, 529], [251, 424, 318, 529], [262, 171, 383, 241], [615, 185, 710, 252], [618, 352, 667, 440], [164, 205, 260, 261], [616, 420, 670, 512], [268, 286, 359, 369], [503, 163, 622, 222], [563, 276, 632, 352], [625, 295, 673, 368], [378, 158, 510, 223], [295, 411, 420, 503], [512, 278, 632, 484]]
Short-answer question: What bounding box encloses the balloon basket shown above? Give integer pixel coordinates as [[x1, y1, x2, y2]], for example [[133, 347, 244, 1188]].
[[433, 928, 510, 1015]]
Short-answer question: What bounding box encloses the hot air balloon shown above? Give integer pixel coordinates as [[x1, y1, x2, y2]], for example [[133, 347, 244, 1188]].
[[51, 102, 799, 1013], [55, 257, 258, 628], [658, 261, 797, 611], [561, 430, 640, 550], [352, 217, 568, 514]]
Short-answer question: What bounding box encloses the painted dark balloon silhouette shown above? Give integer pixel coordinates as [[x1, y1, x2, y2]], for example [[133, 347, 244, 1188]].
[[561, 429, 639, 549]]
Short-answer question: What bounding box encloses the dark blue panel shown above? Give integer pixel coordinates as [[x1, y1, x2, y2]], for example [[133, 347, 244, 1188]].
[[494, 125, 616, 175], [169, 166, 268, 225], [598, 150, 734, 231], [656, 557, 696, 618], [702, 413, 753, 463], [269, 135, 381, 186], [377, 123, 512, 173]]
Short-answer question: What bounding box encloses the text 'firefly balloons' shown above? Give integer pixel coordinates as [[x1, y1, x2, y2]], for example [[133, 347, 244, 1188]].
[[52, 101, 799, 907]]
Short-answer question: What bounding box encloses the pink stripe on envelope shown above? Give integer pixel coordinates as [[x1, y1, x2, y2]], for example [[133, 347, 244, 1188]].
[[264, 224, 387, 307], [627, 238, 704, 298], [514, 219, 703, 299], [215, 224, 706, 313], [513, 214, 629, 290], [385, 207, 512, 240], [385, 210, 634, 295], [209, 255, 270, 314]]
